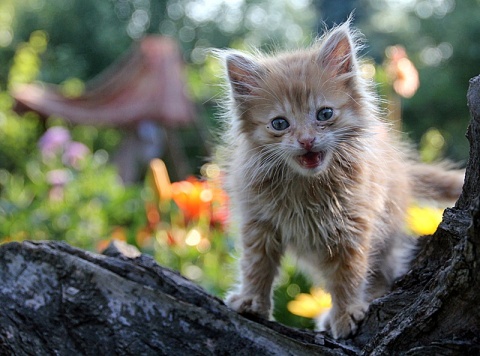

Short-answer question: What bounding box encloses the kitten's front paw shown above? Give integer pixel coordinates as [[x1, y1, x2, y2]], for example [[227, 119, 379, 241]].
[[317, 303, 368, 339], [225, 293, 271, 319]]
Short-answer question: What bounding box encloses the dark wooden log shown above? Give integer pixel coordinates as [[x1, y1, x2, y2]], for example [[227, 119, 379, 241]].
[[356, 75, 480, 354], [0, 240, 354, 355], [1, 76, 479, 354]]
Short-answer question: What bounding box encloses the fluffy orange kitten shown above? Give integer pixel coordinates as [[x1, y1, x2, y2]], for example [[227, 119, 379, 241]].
[[218, 22, 464, 339]]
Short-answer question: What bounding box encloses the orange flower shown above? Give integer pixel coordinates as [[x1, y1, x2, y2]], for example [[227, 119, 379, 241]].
[[171, 177, 212, 221], [150, 158, 172, 202], [145, 201, 161, 228], [149, 160, 229, 228], [386, 45, 420, 98]]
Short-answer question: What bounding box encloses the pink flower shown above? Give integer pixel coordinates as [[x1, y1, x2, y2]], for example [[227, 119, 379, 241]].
[[38, 127, 71, 160], [45, 168, 72, 202], [63, 141, 90, 169], [46, 169, 71, 186]]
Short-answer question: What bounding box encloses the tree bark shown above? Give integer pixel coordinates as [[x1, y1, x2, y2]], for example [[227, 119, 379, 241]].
[[1, 76, 480, 355], [0, 241, 354, 355]]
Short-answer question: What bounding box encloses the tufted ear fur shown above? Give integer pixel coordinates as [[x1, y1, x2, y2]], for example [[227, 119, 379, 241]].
[[318, 22, 358, 76], [226, 53, 263, 98]]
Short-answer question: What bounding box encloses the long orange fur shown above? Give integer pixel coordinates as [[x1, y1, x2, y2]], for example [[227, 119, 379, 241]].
[[217, 21, 464, 339]]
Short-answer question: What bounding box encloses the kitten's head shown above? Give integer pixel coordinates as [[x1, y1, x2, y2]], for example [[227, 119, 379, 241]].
[[223, 22, 378, 177]]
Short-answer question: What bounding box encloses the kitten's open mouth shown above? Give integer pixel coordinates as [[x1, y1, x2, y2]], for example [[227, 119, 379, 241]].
[[297, 151, 324, 169]]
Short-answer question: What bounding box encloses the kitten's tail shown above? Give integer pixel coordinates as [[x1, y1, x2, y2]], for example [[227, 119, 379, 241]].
[[408, 163, 465, 203]]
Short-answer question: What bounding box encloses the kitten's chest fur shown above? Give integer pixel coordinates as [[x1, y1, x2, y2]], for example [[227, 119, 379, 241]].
[[241, 162, 372, 257]]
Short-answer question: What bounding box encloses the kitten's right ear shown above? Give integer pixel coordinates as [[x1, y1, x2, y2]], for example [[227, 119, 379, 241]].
[[226, 54, 262, 97], [318, 21, 359, 77]]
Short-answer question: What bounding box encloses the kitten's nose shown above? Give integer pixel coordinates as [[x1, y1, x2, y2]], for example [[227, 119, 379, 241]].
[[298, 137, 316, 151]]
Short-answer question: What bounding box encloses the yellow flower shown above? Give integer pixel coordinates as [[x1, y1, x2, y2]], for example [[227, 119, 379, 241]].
[[407, 205, 444, 236], [287, 288, 332, 318]]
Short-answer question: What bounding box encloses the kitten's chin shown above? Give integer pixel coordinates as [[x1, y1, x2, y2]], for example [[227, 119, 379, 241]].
[[294, 151, 329, 176]]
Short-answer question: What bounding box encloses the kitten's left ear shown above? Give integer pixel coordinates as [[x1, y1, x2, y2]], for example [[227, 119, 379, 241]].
[[225, 53, 263, 97], [318, 23, 358, 76]]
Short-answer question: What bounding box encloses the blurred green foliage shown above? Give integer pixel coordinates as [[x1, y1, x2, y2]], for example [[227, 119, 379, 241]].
[[359, 0, 480, 161], [0, 0, 478, 330], [0, 138, 144, 249]]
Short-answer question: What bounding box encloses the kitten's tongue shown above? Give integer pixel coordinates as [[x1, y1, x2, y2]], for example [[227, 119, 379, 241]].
[[299, 151, 323, 168]]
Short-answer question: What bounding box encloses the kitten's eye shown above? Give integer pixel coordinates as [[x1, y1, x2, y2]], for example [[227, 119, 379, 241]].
[[317, 107, 334, 121], [271, 117, 290, 131]]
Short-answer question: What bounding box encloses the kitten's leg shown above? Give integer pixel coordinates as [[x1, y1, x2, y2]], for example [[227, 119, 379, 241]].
[[317, 245, 369, 339], [226, 220, 282, 319]]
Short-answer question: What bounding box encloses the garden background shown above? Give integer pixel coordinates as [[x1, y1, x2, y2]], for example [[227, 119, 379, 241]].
[[0, 0, 479, 329]]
